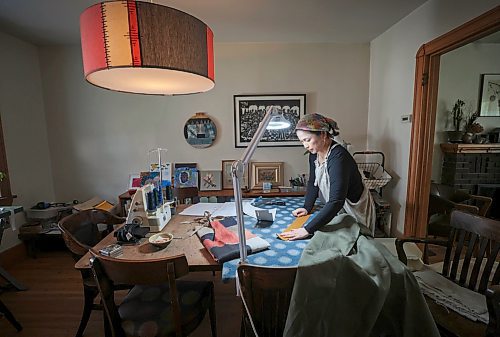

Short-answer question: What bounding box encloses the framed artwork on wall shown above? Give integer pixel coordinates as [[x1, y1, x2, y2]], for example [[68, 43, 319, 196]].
[[234, 94, 306, 148], [150, 162, 172, 186], [478, 74, 500, 117], [199, 170, 222, 191], [174, 167, 198, 188], [250, 162, 284, 189], [183, 112, 218, 148], [128, 174, 141, 190], [221, 160, 249, 190]]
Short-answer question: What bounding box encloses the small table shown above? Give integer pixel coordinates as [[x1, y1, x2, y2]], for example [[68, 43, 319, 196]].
[[75, 205, 221, 273]]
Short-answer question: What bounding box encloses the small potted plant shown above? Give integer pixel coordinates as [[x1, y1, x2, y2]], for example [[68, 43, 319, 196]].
[[446, 99, 465, 143], [462, 110, 484, 143]]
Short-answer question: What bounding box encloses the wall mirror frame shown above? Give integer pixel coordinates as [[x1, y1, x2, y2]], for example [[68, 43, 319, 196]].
[[405, 6, 500, 238]]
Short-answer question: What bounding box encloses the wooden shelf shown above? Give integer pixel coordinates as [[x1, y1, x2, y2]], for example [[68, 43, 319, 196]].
[[440, 143, 500, 154], [199, 189, 306, 198]]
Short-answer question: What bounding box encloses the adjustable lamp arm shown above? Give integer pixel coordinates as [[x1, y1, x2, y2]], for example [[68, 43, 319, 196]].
[[231, 105, 276, 263]]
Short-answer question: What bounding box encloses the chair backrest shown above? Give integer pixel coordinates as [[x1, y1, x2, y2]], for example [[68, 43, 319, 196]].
[[89, 252, 189, 337], [58, 209, 124, 260], [430, 183, 471, 203], [237, 265, 297, 337], [441, 210, 500, 293], [428, 183, 479, 219]]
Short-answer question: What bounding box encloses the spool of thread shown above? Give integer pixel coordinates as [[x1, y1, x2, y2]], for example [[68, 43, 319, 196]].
[[157, 186, 163, 205], [146, 191, 156, 213], [153, 188, 159, 206], [165, 186, 172, 201]]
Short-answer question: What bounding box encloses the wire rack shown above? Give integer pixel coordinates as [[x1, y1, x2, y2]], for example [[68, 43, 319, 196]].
[[357, 162, 392, 190]]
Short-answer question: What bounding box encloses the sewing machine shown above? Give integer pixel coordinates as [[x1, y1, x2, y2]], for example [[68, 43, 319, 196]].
[[126, 184, 171, 232]]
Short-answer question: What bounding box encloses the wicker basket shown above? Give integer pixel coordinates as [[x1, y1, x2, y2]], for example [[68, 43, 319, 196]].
[[357, 162, 392, 190]]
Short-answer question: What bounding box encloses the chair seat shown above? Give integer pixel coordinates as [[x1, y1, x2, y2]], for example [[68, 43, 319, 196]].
[[425, 296, 487, 337], [119, 281, 212, 337], [428, 213, 451, 237]]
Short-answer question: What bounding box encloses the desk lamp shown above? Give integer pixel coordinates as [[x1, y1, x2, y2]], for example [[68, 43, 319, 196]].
[[231, 106, 291, 263]]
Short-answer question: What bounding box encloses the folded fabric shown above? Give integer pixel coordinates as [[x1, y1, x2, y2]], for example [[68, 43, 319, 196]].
[[414, 266, 488, 323], [196, 217, 270, 263]]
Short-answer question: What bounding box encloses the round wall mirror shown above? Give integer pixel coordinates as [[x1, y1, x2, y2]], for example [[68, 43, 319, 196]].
[[183, 112, 217, 148]]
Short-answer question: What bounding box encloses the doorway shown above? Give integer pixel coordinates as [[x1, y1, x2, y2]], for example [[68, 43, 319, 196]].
[[404, 6, 500, 237]]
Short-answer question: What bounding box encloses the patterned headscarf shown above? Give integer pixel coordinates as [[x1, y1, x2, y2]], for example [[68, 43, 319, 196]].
[[295, 113, 339, 136]]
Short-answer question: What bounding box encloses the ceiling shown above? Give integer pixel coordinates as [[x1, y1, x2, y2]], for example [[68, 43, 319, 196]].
[[0, 0, 428, 46]]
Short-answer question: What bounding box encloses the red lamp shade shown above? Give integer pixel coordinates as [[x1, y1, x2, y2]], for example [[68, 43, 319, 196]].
[[80, 1, 215, 95]]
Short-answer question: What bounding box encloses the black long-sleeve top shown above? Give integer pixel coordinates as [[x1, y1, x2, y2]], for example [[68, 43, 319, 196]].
[[303, 144, 364, 234]]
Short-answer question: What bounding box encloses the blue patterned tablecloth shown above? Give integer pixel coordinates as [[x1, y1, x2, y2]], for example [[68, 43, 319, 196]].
[[221, 197, 321, 281]]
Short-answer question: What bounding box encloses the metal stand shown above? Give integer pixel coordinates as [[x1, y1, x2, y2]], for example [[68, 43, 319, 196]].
[[0, 217, 27, 291]]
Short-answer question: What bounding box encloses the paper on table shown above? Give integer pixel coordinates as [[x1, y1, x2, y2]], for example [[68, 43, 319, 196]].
[[211, 202, 238, 217], [179, 203, 224, 216], [179, 201, 277, 219], [242, 202, 276, 220], [179, 202, 240, 217]]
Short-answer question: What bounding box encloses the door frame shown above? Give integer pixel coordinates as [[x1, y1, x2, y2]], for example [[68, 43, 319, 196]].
[[404, 6, 500, 237]]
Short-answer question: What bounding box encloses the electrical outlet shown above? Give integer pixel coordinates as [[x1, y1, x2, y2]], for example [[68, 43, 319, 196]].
[[401, 114, 412, 123]]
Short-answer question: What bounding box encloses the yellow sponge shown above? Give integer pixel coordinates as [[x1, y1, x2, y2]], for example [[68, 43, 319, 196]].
[[277, 215, 311, 241]]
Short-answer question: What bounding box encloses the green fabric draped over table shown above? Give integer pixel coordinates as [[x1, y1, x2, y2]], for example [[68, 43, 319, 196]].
[[284, 214, 440, 337]]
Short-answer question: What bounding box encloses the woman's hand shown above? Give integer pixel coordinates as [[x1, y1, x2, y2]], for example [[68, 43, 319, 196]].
[[292, 208, 308, 217], [279, 228, 310, 241]]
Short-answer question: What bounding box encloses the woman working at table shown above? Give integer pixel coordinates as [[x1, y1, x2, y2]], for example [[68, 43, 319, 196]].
[[280, 113, 375, 241]]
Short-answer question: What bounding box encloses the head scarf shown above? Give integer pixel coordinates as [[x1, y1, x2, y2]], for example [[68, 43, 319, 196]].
[[295, 113, 339, 136]]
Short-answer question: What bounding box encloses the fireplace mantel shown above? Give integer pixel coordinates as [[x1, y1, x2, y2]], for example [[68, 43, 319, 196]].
[[441, 143, 500, 154]]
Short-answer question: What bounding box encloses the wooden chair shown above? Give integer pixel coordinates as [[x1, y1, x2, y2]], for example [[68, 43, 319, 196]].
[[89, 252, 217, 337], [396, 210, 500, 337], [237, 265, 297, 337], [58, 209, 125, 337], [427, 183, 492, 238]]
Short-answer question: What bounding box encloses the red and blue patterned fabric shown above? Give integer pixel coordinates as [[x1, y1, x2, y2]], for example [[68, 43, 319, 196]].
[[197, 217, 270, 263]]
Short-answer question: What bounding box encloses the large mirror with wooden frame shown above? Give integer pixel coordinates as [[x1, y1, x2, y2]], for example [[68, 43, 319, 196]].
[[404, 6, 500, 238]]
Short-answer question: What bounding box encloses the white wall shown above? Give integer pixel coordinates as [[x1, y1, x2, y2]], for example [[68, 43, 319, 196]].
[[39, 43, 370, 203], [432, 43, 500, 182], [0, 32, 55, 252], [368, 0, 499, 235]]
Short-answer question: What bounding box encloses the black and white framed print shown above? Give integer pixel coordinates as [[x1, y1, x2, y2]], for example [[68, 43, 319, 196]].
[[478, 74, 500, 117], [234, 94, 306, 148]]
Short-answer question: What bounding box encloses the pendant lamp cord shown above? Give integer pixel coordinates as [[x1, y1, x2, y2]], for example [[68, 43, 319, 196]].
[[236, 276, 260, 337]]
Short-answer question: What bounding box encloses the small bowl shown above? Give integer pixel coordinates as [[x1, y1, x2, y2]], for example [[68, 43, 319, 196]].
[[148, 232, 174, 249]]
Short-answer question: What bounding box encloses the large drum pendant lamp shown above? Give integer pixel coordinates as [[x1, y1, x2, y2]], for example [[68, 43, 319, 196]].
[[80, 1, 215, 95]]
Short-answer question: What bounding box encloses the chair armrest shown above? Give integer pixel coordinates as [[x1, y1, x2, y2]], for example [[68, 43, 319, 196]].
[[454, 203, 479, 215], [395, 238, 448, 265], [486, 285, 500, 337], [470, 194, 493, 217]]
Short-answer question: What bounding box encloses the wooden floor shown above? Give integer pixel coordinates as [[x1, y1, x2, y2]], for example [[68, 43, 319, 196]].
[[0, 249, 242, 337]]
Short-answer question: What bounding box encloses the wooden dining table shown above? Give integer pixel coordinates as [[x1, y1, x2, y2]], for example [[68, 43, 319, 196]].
[[75, 205, 221, 272]]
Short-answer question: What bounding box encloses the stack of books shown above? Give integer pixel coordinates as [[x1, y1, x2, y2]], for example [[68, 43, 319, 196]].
[[99, 244, 123, 257]]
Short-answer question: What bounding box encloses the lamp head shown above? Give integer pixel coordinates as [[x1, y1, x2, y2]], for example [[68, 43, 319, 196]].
[[267, 106, 291, 130]]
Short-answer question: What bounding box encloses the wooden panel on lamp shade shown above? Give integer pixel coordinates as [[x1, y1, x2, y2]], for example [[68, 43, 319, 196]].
[[136, 2, 210, 78]]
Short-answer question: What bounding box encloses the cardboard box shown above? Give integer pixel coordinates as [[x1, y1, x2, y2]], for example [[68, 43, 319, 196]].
[[73, 197, 115, 212]]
